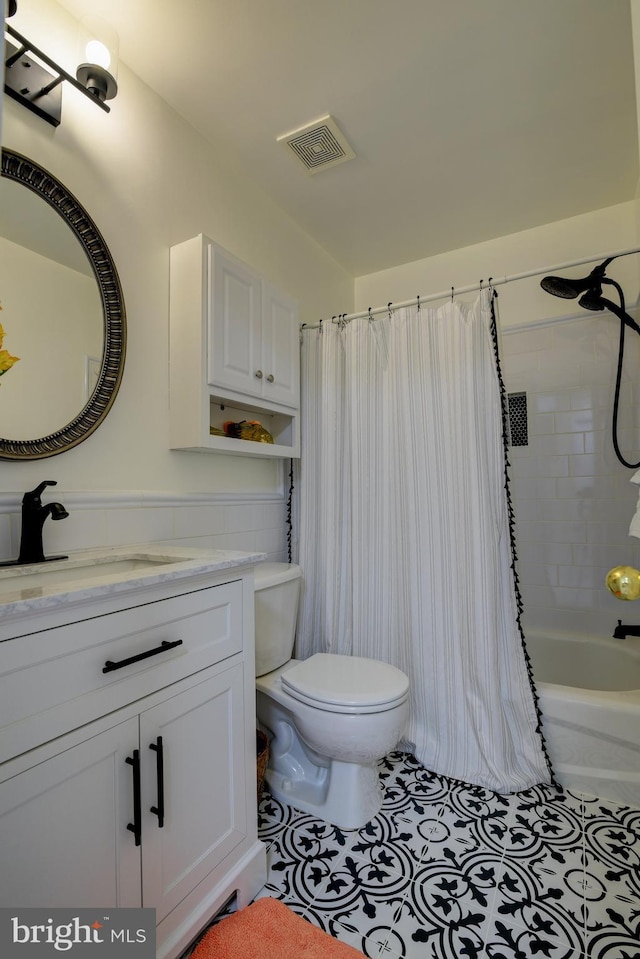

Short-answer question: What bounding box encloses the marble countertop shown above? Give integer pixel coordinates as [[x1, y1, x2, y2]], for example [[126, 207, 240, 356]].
[[0, 544, 266, 619]]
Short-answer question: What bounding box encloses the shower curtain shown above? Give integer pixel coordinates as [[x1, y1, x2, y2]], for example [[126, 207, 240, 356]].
[[295, 290, 551, 793]]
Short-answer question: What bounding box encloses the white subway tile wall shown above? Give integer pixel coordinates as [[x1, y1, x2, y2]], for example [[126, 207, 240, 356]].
[[501, 313, 640, 637]]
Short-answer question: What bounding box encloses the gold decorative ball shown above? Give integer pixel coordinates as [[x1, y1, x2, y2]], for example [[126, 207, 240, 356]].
[[605, 566, 640, 601]]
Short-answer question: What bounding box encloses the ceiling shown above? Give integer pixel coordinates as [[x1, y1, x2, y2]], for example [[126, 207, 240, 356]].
[[53, 0, 638, 276]]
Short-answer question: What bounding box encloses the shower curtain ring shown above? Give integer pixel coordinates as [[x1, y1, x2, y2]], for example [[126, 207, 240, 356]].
[[368, 307, 373, 323], [388, 301, 393, 320], [416, 294, 421, 312], [451, 287, 454, 302]]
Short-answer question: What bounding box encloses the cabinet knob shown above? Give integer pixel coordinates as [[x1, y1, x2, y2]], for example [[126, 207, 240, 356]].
[[255, 370, 263, 379], [266, 374, 275, 383]]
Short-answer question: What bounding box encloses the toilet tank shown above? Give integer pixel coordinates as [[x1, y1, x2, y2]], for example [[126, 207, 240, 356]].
[[254, 562, 302, 677]]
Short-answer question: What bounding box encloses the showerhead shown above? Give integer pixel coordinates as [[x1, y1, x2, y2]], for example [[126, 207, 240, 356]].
[[578, 289, 605, 311], [539, 274, 589, 299], [540, 258, 613, 300]]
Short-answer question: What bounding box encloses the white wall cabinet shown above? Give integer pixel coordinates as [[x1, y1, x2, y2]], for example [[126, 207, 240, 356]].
[[0, 565, 266, 959], [170, 235, 300, 457]]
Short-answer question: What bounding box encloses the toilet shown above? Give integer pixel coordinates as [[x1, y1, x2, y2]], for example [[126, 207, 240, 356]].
[[254, 562, 409, 829]]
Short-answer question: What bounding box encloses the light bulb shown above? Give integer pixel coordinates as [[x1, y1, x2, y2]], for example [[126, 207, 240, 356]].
[[76, 17, 118, 102], [85, 40, 111, 70]]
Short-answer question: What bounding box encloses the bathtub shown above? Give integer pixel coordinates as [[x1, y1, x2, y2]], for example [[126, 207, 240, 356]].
[[526, 630, 640, 808]]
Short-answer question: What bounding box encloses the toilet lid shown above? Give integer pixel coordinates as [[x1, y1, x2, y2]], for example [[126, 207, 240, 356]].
[[281, 653, 409, 713]]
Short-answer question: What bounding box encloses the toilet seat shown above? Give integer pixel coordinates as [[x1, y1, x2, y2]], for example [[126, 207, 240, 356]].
[[281, 653, 409, 714]]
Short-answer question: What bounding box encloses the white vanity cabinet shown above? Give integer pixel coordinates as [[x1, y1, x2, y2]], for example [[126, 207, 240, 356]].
[[169, 234, 300, 457], [0, 558, 266, 959], [140, 660, 248, 924], [0, 713, 142, 909]]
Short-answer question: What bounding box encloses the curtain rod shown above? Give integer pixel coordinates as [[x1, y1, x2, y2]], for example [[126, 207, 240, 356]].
[[301, 244, 640, 331]]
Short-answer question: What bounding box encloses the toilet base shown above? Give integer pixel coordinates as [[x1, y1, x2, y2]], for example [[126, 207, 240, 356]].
[[265, 758, 384, 830]]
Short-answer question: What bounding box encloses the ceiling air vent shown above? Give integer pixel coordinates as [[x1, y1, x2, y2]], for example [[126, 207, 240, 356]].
[[277, 115, 355, 174]]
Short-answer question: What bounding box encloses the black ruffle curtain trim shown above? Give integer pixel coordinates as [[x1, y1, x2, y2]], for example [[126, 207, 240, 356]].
[[488, 290, 558, 789]]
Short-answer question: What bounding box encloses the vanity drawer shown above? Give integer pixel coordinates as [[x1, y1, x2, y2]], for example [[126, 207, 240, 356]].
[[0, 580, 244, 763]]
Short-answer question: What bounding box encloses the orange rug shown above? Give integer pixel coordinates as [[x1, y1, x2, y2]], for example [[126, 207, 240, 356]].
[[191, 896, 365, 958]]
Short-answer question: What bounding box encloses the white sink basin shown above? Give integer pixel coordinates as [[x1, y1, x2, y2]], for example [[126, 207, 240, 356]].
[[0, 545, 266, 625], [0, 551, 192, 598]]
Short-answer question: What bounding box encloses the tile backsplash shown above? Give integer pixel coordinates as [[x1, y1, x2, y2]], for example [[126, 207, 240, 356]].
[[0, 490, 288, 565], [501, 311, 640, 636]]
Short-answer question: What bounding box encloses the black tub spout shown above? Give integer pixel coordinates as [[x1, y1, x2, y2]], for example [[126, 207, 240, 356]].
[[613, 620, 640, 640]]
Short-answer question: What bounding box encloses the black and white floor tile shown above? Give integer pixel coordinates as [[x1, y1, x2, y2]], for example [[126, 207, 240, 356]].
[[254, 752, 640, 959]]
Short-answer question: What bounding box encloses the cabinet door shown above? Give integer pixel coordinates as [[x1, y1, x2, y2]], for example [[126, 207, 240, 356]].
[[261, 281, 300, 408], [0, 718, 141, 909], [140, 664, 247, 923], [208, 244, 263, 397]]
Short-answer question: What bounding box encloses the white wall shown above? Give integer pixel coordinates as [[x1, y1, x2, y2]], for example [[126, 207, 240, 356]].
[[356, 201, 639, 326], [1, 0, 353, 501]]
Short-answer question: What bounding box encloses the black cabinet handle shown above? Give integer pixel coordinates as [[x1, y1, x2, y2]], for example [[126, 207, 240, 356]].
[[103, 639, 183, 674], [149, 736, 165, 828], [125, 749, 142, 846]]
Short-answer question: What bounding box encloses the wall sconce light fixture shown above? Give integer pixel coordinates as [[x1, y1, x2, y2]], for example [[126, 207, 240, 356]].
[[3, 2, 117, 126], [75, 17, 118, 103]]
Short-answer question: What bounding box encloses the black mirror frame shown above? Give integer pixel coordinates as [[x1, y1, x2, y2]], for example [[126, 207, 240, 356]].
[[0, 148, 126, 459]]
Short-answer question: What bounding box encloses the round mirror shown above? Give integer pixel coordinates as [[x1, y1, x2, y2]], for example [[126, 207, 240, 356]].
[[0, 149, 126, 459]]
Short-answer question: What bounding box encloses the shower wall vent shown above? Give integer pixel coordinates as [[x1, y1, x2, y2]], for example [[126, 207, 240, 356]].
[[507, 392, 528, 447], [277, 115, 355, 174]]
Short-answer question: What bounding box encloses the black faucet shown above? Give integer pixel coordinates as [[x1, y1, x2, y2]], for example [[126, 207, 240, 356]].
[[16, 481, 69, 565], [613, 620, 640, 640]]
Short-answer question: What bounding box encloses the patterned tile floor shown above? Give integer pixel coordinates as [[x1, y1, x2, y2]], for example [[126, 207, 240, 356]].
[[252, 752, 640, 959]]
